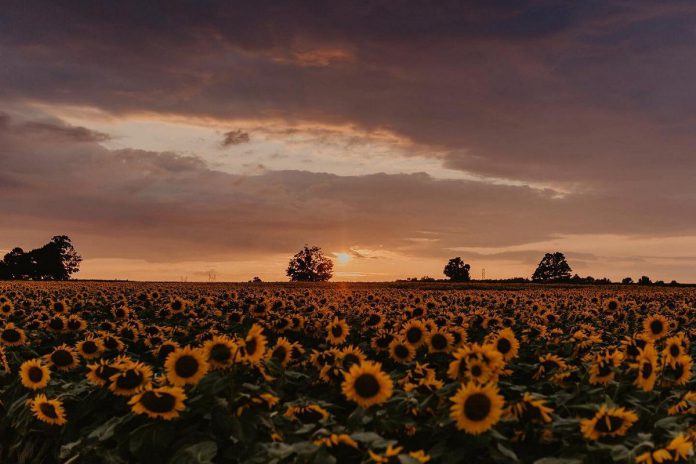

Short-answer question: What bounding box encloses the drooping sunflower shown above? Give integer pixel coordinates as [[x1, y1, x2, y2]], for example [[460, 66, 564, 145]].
[[589, 350, 623, 385], [506, 392, 554, 423], [449, 382, 504, 435], [643, 314, 670, 340], [629, 343, 659, 392], [203, 335, 239, 369], [389, 338, 415, 363], [580, 405, 638, 440], [313, 434, 361, 462], [129, 385, 187, 420], [284, 404, 330, 423], [268, 337, 293, 367], [86, 359, 120, 387], [19, 359, 51, 390], [240, 324, 267, 363], [0, 322, 27, 347], [46, 344, 79, 372], [165, 346, 209, 386], [109, 361, 153, 396], [662, 354, 693, 386], [153, 340, 179, 362], [29, 394, 67, 425], [342, 361, 394, 408], [327, 317, 350, 345]]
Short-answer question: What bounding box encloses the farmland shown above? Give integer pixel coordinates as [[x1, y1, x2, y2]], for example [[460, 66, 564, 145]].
[[0, 282, 693, 463]]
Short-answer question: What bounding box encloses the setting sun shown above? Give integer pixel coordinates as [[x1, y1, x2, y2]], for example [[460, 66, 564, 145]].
[[335, 252, 351, 264]]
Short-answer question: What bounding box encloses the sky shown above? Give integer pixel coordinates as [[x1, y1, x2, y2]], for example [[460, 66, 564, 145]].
[[2, 1, 696, 282]]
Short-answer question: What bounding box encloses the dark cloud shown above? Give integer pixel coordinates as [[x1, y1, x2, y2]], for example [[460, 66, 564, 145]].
[[221, 129, 250, 147]]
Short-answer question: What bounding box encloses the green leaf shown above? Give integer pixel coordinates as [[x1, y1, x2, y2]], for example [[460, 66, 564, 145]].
[[168, 441, 218, 464]]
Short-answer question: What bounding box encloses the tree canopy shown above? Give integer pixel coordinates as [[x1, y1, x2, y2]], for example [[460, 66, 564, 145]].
[[286, 245, 333, 282], [443, 257, 471, 282], [532, 252, 572, 282], [0, 236, 82, 280]]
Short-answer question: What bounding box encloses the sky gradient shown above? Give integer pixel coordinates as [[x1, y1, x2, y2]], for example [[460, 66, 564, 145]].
[[2, 1, 696, 282]]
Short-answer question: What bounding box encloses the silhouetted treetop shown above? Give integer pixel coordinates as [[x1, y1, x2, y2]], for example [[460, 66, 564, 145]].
[[286, 245, 333, 282], [0, 235, 81, 280], [532, 252, 572, 282], [443, 257, 471, 282]]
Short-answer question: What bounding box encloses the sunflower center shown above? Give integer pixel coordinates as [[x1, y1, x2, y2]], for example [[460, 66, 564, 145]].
[[394, 345, 409, 359], [28, 366, 44, 383], [354, 373, 380, 398], [670, 345, 680, 357], [2, 328, 20, 342], [297, 407, 323, 423], [39, 402, 58, 419], [595, 415, 624, 433], [97, 365, 119, 381], [272, 346, 287, 362], [497, 338, 511, 354], [159, 345, 176, 360], [406, 327, 422, 344], [116, 369, 144, 389], [470, 364, 483, 377], [641, 361, 653, 378], [331, 325, 343, 338], [463, 393, 492, 421], [608, 301, 618, 310], [140, 391, 177, 413], [342, 353, 359, 368], [245, 338, 258, 356], [49, 318, 64, 330], [431, 334, 447, 350], [650, 320, 663, 334], [210, 344, 231, 362], [68, 320, 81, 330], [175, 355, 199, 378], [82, 341, 98, 353], [51, 350, 74, 366]]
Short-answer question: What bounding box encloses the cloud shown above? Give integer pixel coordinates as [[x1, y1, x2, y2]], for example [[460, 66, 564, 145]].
[[221, 129, 250, 147]]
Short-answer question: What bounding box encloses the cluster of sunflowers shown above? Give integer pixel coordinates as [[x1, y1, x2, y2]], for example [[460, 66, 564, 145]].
[[0, 283, 693, 463]]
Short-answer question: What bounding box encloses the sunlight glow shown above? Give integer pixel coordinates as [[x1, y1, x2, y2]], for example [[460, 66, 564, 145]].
[[335, 252, 352, 264]]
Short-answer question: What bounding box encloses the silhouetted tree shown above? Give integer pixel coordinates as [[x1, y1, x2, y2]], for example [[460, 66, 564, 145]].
[[0, 236, 81, 280], [250, 276, 262, 283], [622, 277, 634, 285], [443, 257, 471, 282], [286, 245, 333, 282], [637, 276, 652, 285], [532, 252, 572, 282]]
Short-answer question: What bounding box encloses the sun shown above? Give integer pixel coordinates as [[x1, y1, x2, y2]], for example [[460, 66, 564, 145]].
[[336, 252, 351, 264]]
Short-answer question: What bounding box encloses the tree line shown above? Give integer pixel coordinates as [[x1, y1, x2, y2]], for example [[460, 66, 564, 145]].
[[0, 236, 82, 280]]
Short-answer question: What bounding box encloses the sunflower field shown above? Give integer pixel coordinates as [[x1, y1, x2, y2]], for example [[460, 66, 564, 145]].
[[0, 282, 693, 464]]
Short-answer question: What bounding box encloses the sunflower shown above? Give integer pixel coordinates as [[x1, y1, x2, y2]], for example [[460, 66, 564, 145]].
[[86, 359, 120, 386], [342, 361, 394, 408], [662, 334, 688, 364], [66, 315, 87, 332], [662, 354, 693, 386], [449, 382, 504, 435], [643, 315, 670, 340], [327, 317, 350, 345], [668, 391, 696, 416], [313, 434, 361, 461], [389, 338, 415, 363], [629, 343, 658, 392], [580, 405, 638, 440], [268, 337, 293, 367], [76, 337, 104, 360], [402, 320, 427, 348], [0, 323, 26, 347], [19, 359, 51, 390], [506, 392, 554, 423], [29, 394, 67, 425], [426, 328, 453, 353], [492, 328, 519, 361], [635, 449, 673, 464], [203, 335, 239, 369], [165, 346, 209, 386], [46, 344, 79, 371], [666, 434, 694, 461], [0, 300, 14, 317], [112, 305, 131, 319], [153, 340, 179, 362], [169, 298, 188, 314], [589, 350, 623, 385], [284, 404, 330, 423], [109, 361, 153, 396], [129, 385, 186, 420], [50, 300, 70, 314]]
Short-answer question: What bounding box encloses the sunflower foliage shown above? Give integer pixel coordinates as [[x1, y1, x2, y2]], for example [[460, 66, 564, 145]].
[[0, 283, 693, 463]]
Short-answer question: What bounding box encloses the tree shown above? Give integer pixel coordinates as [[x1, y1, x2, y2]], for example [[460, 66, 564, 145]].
[[286, 245, 333, 282], [637, 276, 652, 285], [532, 252, 572, 282], [622, 277, 634, 285], [0, 236, 81, 280], [443, 257, 471, 282]]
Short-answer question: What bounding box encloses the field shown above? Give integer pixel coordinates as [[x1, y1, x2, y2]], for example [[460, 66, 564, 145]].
[[0, 282, 693, 464]]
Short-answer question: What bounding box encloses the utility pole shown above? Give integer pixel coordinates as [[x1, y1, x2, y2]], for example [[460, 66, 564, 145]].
[[482, 268, 486, 280], [208, 270, 217, 282]]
